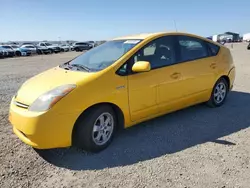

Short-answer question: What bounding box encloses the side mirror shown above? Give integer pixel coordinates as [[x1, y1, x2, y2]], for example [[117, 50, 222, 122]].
[[132, 61, 151, 73]]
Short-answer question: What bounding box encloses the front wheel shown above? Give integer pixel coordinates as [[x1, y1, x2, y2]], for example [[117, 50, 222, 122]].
[[16, 51, 21, 56], [48, 49, 53, 54], [72, 105, 116, 152], [206, 78, 229, 107]]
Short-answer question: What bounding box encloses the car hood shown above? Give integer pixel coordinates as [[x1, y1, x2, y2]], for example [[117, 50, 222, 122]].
[[15, 66, 94, 105]]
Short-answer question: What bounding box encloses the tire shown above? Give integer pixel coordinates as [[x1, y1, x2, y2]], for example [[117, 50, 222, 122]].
[[48, 49, 53, 54], [37, 50, 42, 55], [72, 105, 117, 152], [75, 48, 80, 52], [206, 77, 229, 108], [16, 51, 21, 56]]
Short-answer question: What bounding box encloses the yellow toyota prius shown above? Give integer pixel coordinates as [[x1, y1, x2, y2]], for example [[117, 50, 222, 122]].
[[9, 32, 236, 152]]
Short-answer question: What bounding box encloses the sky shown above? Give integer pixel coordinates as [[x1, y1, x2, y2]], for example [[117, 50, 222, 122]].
[[1, 0, 250, 41]]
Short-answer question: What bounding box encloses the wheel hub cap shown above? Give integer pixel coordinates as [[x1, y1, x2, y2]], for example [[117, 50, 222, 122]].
[[214, 82, 227, 104], [92, 112, 114, 146]]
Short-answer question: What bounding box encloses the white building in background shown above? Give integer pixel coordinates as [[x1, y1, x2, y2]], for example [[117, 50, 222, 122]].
[[243, 33, 250, 41], [212, 35, 219, 42]]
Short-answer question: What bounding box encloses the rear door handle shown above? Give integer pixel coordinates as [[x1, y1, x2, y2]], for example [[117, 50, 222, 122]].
[[210, 63, 217, 69], [170, 72, 180, 79]]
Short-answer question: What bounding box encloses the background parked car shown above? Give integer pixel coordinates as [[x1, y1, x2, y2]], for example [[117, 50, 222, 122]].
[[247, 42, 250, 50], [85, 41, 96, 48], [10, 45, 20, 53], [37, 42, 61, 53], [0, 46, 8, 58], [15, 46, 32, 56], [59, 44, 70, 52], [73, 42, 93, 51], [0, 45, 15, 57], [20, 45, 38, 55], [70, 44, 74, 51], [35, 45, 50, 54]]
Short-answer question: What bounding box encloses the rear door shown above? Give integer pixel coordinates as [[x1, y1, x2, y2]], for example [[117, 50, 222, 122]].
[[173, 35, 218, 99]]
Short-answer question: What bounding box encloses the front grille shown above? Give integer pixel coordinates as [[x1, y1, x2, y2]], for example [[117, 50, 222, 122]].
[[15, 101, 29, 109]]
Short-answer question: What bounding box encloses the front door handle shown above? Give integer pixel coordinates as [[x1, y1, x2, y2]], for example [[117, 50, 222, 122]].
[[210, 63, 217, 69], [170, 72, 180, 79]]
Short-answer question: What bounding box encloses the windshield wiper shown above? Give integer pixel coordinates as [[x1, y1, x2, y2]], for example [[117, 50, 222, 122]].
[[71, 64, 91, 72]]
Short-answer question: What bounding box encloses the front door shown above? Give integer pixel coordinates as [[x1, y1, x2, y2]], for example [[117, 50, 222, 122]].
[[127, 35, 182, 121]]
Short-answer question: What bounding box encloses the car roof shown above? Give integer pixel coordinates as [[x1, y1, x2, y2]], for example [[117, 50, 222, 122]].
[[112, 31, 223, 46], [112, 32, 166, 40]]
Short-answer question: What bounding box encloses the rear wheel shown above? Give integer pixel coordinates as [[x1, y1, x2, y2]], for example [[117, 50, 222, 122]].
[[72, 105, 117, 152], [16, 51, 21, 56], [206, 77, 229, 107]]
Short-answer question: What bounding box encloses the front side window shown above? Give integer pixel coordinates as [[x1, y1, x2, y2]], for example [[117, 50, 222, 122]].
[[177, 35, 208, 62], [131, 36, 176, 70], [207, 42, 220, 56], [66, 40, 142, 71]]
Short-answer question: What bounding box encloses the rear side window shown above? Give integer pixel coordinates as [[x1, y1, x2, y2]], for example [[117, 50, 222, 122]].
[[207, 42, 220, 56], [177, 35, 208, 62]]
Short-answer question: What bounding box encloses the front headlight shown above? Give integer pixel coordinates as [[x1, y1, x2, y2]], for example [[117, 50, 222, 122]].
[[29, 84, 76, 112]]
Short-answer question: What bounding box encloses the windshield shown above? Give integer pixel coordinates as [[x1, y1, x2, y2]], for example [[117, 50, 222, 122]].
[[67, 39, 142, 71], [45, 43, 52, 46], [2, 46, 12, 49]]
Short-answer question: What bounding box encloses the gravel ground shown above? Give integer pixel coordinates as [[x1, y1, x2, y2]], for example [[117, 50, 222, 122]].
[[0, 44, 250, 188]]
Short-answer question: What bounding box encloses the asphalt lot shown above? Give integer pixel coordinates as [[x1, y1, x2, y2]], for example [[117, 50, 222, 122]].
[[0, 44, 250, 188]]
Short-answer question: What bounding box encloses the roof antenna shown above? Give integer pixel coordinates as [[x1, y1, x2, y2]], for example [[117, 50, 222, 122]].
[[173, 20, 178, 32]]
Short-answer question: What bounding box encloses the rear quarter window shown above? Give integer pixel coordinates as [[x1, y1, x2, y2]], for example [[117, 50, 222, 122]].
[[207, 42, 220, 56]]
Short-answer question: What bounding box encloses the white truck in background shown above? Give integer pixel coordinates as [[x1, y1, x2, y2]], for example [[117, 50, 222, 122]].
[[212, 35, 219, 42], [243, 33, 250, 42], [37, 42, 61, 53]]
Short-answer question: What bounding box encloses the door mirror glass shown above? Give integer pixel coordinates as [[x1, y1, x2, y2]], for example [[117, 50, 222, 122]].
[[132, 61, 151, 73]]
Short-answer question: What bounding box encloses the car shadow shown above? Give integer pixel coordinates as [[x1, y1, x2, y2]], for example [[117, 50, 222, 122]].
[[35, 91, 250, 170]]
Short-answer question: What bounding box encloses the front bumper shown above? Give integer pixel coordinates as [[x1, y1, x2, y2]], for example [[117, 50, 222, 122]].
[[7, 51, 15, 57], [9, 97, 79, 149], [53, 47, 61, 52]]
